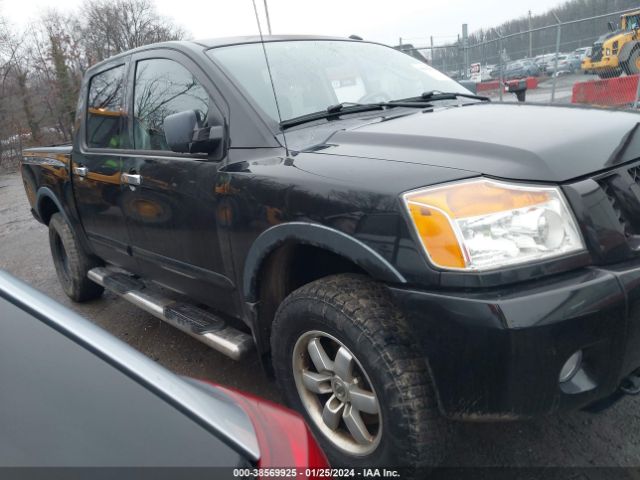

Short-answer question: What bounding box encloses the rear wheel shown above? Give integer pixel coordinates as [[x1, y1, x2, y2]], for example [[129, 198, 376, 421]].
[[271, 274, 448, 471], [49, 213, 104, 302], [623, 49, 640, 75]]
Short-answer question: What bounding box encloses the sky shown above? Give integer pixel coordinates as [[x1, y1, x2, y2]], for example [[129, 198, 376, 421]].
[[2, 0, 566, 47]]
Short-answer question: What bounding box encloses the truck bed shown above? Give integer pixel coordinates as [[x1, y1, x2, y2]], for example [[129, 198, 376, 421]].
[[20, 144, 73, 224]]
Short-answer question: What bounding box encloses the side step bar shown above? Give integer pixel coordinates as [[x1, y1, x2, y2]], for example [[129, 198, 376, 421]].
[[87, 267, 254, 360]]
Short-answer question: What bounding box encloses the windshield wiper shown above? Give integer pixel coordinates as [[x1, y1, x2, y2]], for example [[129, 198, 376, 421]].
[[326, 102, 365, 113], [391, 91, 490, 104], [280, 101, 432, 129], [280, 103, 385, 129]]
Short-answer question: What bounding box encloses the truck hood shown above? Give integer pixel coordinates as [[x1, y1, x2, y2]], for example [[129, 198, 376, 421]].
[[311, 103, 640, 182]]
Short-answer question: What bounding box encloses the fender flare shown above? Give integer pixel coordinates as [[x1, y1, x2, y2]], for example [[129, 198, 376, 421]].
[[242, 222, 407, 302], [36, 187, 71, 226]]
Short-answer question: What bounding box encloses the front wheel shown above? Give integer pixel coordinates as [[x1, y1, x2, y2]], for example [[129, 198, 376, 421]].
[[271, 274, 448, 470]]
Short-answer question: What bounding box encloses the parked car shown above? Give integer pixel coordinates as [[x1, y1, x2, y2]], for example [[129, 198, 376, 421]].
[[567, 53, 583, 71], [547, 54, 580, 75], [534, 53, 555, 74], [491, 59, 540, 79], [574, 46, 593, 60], [477, 64, 494, 81], [489, 64, 504, 78], [19, 35, 640, 470], [0, 270, 329, 471]]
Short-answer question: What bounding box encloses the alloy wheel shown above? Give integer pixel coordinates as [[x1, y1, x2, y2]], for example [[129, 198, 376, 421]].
[[292, 330, 382, 455]]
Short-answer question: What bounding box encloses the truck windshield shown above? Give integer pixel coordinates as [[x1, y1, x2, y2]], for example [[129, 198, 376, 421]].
[[207, 40, 468, 124]]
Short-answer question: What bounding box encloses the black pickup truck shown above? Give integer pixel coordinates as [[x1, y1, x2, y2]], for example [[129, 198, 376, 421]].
[[20, 35, 640, 468]]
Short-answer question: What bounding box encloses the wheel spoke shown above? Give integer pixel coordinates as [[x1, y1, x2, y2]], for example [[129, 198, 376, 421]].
[[349, 386, 379, 414], [333, 346, 354, 381], [308, 338, 334, 373], [302, 369, 332, 394], [343, 404, 373, 445], [322, 395, 344, 430]]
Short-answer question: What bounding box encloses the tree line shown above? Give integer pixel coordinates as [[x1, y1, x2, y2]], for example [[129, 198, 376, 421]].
[[0, 0, 185, 170], [431, 0, 640, 73]]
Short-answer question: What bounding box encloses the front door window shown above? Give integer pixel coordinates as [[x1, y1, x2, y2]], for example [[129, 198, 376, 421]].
[[133, 58, 209, 151]]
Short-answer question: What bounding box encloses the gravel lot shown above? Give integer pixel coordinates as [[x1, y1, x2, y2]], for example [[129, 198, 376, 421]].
[[1, 170, 640, 476]]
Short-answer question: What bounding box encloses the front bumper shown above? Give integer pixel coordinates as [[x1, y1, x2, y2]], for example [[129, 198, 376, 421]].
[[582, 56, 620, 71], [389, 261, 640, 420]]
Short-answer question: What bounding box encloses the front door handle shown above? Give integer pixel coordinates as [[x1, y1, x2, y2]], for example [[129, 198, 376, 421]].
[[121, 173, 142, 186], [73, 166, 88, 177]]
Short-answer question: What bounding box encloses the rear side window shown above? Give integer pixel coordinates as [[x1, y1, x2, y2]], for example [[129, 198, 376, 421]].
[[133, 58, 209, 151], [86, 65, 126, 149]]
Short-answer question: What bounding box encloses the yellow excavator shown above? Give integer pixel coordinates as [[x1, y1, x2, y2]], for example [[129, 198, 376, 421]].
[[582, 10, 640, 78]]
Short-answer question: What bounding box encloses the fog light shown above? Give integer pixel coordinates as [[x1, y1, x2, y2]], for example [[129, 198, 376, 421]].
[[559, 350, 583, 383]]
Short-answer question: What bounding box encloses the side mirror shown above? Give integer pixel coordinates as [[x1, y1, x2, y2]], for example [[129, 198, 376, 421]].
[[163, 110, 225, 155], [608, 21, 616, 32]]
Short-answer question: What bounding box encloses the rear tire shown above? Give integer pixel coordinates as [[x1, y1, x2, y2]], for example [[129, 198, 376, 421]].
[[624, 49, 640, 75], [271, 274, 448, 472], [48, 213, 104, 302]]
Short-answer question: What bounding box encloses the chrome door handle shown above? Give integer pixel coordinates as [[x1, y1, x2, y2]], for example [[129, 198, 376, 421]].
[[121, 173, 142, 186], [73, 166, 88, 177]]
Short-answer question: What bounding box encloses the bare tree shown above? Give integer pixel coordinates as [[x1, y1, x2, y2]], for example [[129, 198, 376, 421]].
[[0, 0, 187, 169], [0, 0, 184, 152], [82, 0, 185, 63]]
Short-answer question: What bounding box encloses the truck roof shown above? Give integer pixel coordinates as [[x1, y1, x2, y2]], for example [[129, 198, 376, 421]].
[[87, 35, 365, 73], [196, 34, 359, 48]]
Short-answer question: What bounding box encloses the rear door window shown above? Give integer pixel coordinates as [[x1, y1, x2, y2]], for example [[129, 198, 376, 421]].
[[86, 64, 127, 149]]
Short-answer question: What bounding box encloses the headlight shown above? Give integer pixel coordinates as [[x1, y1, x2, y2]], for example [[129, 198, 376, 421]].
[[606, 48, 611, 56], [402, 179, 585, 271]]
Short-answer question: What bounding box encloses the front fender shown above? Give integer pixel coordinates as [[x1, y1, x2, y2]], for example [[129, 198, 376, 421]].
[[242, 222, 407, 302]]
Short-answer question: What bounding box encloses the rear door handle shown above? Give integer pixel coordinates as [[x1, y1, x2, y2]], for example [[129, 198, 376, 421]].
[[121, 173, 142, 186], [73, 166, 88, 177]]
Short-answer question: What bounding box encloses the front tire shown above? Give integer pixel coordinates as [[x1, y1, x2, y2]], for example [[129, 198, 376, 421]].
[[271, 274, 448, 470], [48, 213, 104, 302]]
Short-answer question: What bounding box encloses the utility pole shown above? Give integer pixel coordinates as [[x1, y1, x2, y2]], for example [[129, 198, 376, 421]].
[[457, 33, 461, 77], [497, 29, 504, 102], [528, 10, 533, 58], [263, 0, 272, 34], [430, 35, 434, 64], [462, 24, 469, 79], [551, 12, 562, 102]]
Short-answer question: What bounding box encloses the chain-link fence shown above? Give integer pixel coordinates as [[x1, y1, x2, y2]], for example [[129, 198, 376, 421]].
[[398, 7, 640, 108], [0, 135, 24, 173]]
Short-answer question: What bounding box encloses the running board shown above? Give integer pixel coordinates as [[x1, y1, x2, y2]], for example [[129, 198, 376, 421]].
[[87, 267, 254, 361]]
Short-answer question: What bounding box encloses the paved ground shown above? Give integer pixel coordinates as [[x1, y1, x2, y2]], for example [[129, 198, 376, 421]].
[[485, 72, 601, 104], [1, 171, 640, 474]]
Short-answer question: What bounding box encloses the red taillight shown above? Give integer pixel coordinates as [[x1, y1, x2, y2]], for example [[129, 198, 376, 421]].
[[217, 386, 331, 479]]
